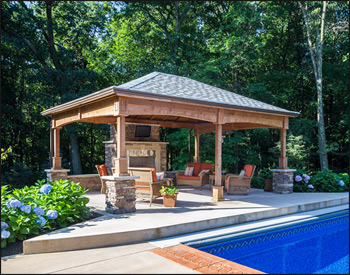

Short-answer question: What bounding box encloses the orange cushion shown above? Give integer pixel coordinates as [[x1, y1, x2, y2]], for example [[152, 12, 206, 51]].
[[97, 165, 108, 176], [201, 163, 214, 172], [151, 168, 158, 182], [177, 175, 201, 180], [244, 165, 254, 177], [188, 163, 201, 176]]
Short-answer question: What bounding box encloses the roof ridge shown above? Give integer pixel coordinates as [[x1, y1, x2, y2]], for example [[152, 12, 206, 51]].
[[128, 72, 161, 89]]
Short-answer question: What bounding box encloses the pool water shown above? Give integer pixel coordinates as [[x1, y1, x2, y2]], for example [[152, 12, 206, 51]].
[[189, 213, 349, 274]]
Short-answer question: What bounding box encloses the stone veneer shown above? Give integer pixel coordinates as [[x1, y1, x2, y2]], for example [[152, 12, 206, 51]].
[[67, 174, 101, 192], [104, 177, 137, 214], [271, 169, 296, 194], [45, 169, 70, 182]]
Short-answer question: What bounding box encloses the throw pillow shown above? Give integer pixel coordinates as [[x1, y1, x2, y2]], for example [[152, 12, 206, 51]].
[[198, 169, 210, 176], [184, 166, 194, 176], [239, 170, 245, 177], [156, 172, 165, 181]]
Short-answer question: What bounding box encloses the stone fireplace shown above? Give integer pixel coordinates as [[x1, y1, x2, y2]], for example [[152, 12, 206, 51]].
[[104, 124, 168, 172]]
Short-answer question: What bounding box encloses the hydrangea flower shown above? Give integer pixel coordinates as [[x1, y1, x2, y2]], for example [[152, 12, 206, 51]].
[[20, 205, 31, 214], [308, 184, 314, 189], [47, 210, 58, 220], [1, 222, 8, 230], [35, 216, 46, 227], [1, 230, 10, 239], [295, 175, 302, 182], [7, 199, 22, 209], [338, 180, 345, 187], [40, 184, 53, 194], [33, 206, 45, 216]]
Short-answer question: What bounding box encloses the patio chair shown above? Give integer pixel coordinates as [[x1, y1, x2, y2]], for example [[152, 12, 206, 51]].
[[224, 164, 256, 195], [128, 167, 172, 206], [95, 164, 112, 194]]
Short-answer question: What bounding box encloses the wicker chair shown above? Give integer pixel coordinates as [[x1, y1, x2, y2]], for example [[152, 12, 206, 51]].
[[225, 164, 256, 195]]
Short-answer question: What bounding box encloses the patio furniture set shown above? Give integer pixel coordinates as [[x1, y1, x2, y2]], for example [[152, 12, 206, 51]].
[[96, 162, 256, 206]]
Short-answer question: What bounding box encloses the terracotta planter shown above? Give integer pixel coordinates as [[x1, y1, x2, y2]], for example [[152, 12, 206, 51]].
[[264, 179, 273, 192], [163, 194, 177, 207]]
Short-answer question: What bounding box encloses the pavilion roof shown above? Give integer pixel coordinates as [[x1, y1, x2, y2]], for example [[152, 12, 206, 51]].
[[42, 71, 299, 116], [117, 72, 298, 116]]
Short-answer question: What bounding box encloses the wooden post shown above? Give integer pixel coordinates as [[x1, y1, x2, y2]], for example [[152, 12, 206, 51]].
[[52, 127, 62, 169], [214, 124, 222, 186], [114, 116, 129, 176], [49, 120, 54, 168], [213, 123, 224, 201], [279, 128, 288, 169], [188, 129, 192, 163], [194, 129, 200, 163]]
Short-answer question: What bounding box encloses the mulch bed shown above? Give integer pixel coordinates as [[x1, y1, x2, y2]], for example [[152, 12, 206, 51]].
[[1, 210, 102, 258]]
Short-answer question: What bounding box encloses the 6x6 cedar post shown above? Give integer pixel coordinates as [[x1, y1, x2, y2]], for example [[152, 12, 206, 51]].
[[194, 128, 200, 163], [213, 122, 224, 201], [114, 115, 129, 176]]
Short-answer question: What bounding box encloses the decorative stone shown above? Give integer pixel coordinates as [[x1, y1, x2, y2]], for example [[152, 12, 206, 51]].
[[105, 177, 138, 214], [45, 169, 70, 182], [271, 169, 296, 194]]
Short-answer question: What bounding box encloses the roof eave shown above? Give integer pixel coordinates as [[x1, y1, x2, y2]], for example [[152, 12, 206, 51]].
[[41, 86, 116, 116]]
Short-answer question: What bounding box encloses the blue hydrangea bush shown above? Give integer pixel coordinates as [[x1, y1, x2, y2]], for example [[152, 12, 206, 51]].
[[293, 169, 349, 193], [1, 179, 90, 248]]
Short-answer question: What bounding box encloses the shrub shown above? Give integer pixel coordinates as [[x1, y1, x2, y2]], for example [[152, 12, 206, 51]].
[[309, 169, 349, 192], [293, 169, 349, 193], [1, 179, 90, 248], [251, 176, 265, 189]]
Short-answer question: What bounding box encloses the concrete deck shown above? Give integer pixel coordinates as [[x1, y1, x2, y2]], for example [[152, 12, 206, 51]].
[[21, 187, 349, 255], [1, 187, 348, 274]]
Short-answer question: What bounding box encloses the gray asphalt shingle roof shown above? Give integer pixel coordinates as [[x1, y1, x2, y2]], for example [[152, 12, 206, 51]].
[[117, 72, 299, 116]]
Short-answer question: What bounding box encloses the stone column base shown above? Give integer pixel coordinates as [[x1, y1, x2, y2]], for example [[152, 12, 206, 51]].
[[212, 186, 224, 202], [45, 169, 70, 182], [103, 176, 139, 214], [270, 169, 296, 194]]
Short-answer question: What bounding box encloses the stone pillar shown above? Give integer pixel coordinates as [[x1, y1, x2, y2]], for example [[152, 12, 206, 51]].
[[271, 169, 296, 194], [104, 176, 138, 214], [45, 169, 70, 182]]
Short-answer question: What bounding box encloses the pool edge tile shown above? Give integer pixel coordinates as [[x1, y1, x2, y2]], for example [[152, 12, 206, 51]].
[[151, 244, 265, 274]]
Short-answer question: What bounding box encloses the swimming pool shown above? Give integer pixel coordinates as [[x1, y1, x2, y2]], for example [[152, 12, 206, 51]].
[[186, 210, 349, 274]]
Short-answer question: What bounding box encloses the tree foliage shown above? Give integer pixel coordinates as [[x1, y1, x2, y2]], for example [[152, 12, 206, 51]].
[[1, 1, 348, 188]]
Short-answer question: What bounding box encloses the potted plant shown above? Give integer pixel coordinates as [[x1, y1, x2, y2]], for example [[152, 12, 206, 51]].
[[260, 167, 273, 192], [159, 185, 179, 207]]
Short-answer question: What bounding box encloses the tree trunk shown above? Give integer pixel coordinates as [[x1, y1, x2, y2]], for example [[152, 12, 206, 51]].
[[70, 135, 82, 175], [299, 1, 329, 170]]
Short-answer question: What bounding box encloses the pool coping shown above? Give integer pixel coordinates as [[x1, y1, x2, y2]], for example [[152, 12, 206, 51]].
[[149, 204, 349, 248]]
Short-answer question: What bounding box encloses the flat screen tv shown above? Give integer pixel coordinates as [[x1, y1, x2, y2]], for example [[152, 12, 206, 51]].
[[135, 125, 151, 138]]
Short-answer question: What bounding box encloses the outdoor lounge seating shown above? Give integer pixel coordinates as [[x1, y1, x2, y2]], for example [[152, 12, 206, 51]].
[[176, 162, 214, 190], [128, 167, 172, 206], [95, 164, 112, 194], [224, 164, 256, 195]]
